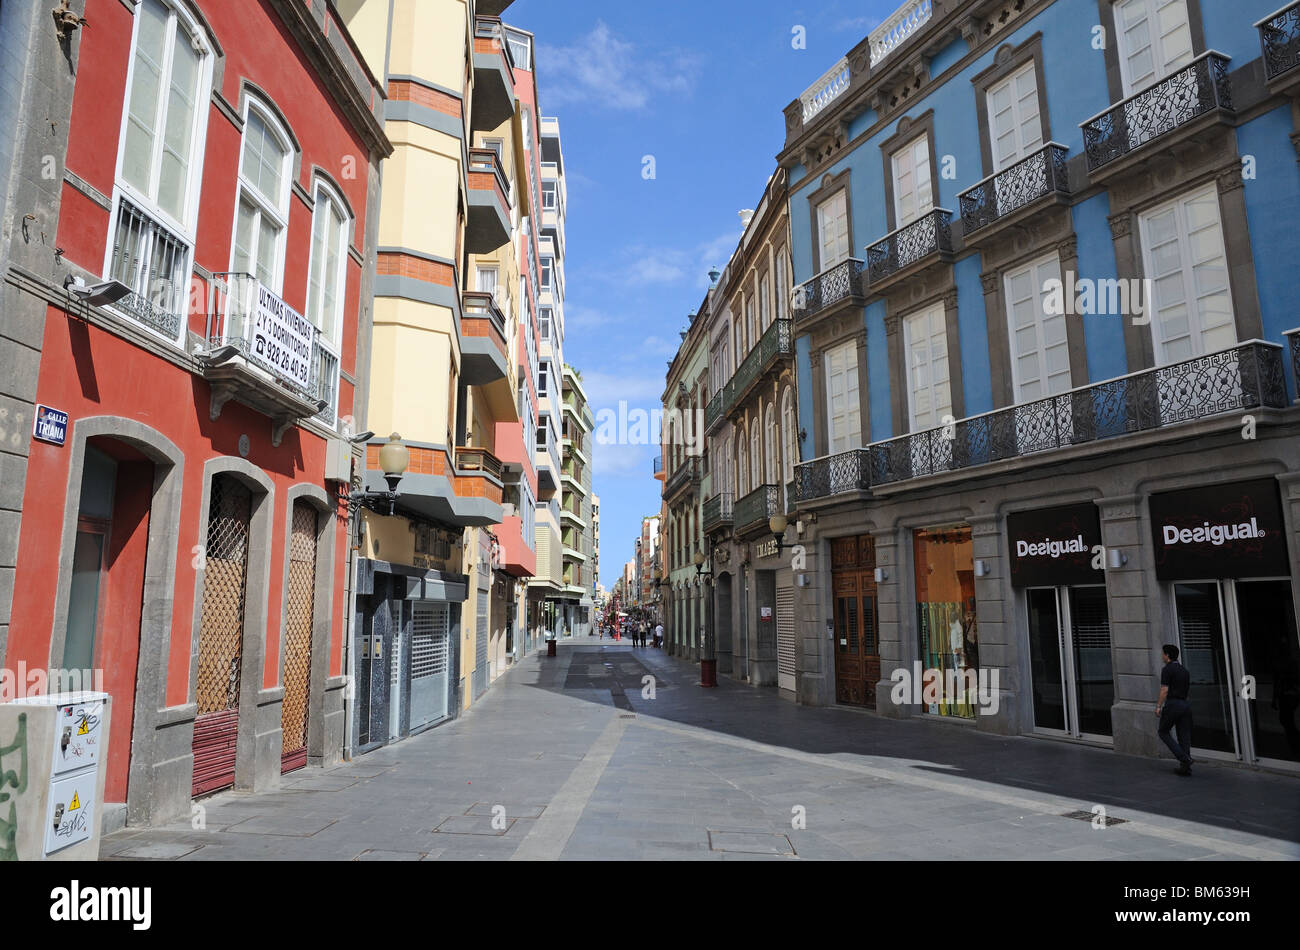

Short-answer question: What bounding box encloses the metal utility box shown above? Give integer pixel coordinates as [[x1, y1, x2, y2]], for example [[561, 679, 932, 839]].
[[0, 692, 111, 860]]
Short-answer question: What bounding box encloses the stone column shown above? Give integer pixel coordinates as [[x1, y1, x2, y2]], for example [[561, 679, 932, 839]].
[[795, 531, 833, 706], [969, 514, 1020, 735], [1098, 493, 1160, 756], [873, 526, 910, 719]]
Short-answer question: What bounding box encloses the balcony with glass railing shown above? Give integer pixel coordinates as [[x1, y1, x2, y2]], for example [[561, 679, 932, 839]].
[[866, 209, 954, 291], [1260, 2, 1300, 90], [958, 144, 1070, 242], [1080, 52, 1233, 176], [794, 341, 1288, 503]]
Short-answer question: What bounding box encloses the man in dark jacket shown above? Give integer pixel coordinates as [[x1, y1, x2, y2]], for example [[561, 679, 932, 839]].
[[1157, 643, 1194, 776]]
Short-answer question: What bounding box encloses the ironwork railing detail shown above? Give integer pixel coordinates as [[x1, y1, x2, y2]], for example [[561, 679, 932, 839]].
[[959, 144, 1070, 234], [1260, 2, 1300, 80], [866, 210, 953, 285], [794, 343, 1286, 499], [728, 319, 793, 414], [792, 258, 864, 323], [108, 197, 189, 339], [702, 492, 734, 533], [1081, 53, 1232, 172], [663, 457, 699, 499], [705, 387, 729, 431], [1286, 330, 1300, 402], [734, 484, 781, 534], [785, 479, 797, 514], [794, 449, 871, 503]]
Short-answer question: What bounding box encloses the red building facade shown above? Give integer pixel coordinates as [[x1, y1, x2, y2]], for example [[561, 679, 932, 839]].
[[1, 0, 389, 826]]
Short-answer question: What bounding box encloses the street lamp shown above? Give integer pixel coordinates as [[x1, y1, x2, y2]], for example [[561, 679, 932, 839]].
[[768, 514, 789, 555], [693, 550, 717, 688], [349, 432, 409, 516]]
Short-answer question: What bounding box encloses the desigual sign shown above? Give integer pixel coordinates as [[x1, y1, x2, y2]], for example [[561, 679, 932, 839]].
[[1149, 479, 1288, 580], [1006, 503, 1102, 587]]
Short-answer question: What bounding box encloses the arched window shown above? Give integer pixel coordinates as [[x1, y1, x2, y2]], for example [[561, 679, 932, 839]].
[[750, 413, 761, 489], [764, 402, 777, 486], [781, 386, 798, 500], [306, 177, 353, 346], [231, 97, 294, 294], [736, 424, 748, 497]]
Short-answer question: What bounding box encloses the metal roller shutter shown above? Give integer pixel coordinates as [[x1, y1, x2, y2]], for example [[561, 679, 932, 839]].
[[777, 586, 796, 692]]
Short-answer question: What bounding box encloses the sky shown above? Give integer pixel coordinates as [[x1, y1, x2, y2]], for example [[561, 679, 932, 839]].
[[504, 0, 899, 590]]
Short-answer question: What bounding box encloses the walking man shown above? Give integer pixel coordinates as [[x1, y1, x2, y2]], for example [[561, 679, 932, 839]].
[[1156, 643, 1194, 776]]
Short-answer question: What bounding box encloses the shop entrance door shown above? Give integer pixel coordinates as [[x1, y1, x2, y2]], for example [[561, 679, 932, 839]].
[[280, 502, 317, 773], [1172, 579, 1300, 766], [409, 601, 451, 730], [831, 536, 879, 708], [1026, 585, 1114, 738]]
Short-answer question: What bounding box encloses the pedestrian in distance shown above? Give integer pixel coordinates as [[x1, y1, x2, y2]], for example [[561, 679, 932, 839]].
[[1156, 643, 1195, 776], [654, 622, 664, 649]]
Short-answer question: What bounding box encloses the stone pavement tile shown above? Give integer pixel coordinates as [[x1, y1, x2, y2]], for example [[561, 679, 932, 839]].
[[108, 841, 204, 860], [225, 814, 338, 837], [353, 849, 426, 860], [432, 815, 514, 836]]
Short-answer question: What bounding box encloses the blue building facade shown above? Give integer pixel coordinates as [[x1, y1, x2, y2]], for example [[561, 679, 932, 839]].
[[776, 0, 1300, 771]]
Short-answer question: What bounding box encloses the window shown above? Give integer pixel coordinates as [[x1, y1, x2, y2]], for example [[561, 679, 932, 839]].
[[538, 363, 549, 396], [987, 61, 1043, 172], [1005, 253, 1070, 402], [737, 428, 749, 497], [536, 425, 547, 451], [1139, 185, 1235, 365], [824, 340, 861, 453], [817, 191, 850, 269], [763, 403, 778, 486], [118, 0, 208, 227], [540, 308, 552, 340], [781, 388, 797, 498], [1114, 0, 1193, 96], [892, 135, 933, 228], [759, 273, 771, 331], [306, 180, 350, 345], [476, 265, 499, 302], [504, 27, 532, 70], [750, 421, 761, 489], [541, 258, 553, 291], [542, 181, 557, 210], [745, 298, 755, 354], [903, 304, 952, 431], [108, 0, 212, 339], [775, 252, 789, 320], [232, 103, 292, 294]]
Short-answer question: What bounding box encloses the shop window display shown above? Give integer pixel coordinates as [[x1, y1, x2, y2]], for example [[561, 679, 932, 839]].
[[914, 524, 978, 718]]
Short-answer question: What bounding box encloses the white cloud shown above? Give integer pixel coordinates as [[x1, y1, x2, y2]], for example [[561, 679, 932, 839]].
[[581, 370, 664, 408], [536, 21, 702, 112]]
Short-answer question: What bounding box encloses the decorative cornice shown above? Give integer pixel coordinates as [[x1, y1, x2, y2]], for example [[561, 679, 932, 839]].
[[1216, 163, 1245, 194], [979, 270, 999, 295], [1056, 235, 1079, 260], [1108, 213, 1133, 240]]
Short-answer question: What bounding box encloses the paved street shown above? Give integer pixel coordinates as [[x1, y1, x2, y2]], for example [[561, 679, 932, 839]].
[[101, 637, 1300, 861]]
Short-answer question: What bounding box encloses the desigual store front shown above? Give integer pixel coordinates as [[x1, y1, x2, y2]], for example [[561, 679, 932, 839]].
[[795, 429, 1300, 774]]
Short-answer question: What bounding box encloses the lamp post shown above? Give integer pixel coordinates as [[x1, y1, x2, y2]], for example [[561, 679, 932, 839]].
[[348, 432, 410, 517], [694, 550, 716, 688]]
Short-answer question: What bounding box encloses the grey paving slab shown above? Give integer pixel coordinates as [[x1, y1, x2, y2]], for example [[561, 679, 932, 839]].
[[99, 638, 1300, 861]]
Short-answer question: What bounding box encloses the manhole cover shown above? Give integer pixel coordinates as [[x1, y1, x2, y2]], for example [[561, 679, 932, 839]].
[[707, 831, 796, 855], [1061, 810, 1128, 827]]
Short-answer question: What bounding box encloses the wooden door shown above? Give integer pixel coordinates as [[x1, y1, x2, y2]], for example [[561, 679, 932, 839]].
[[280, 502, 317, 773], [831, 536, 879, 708]]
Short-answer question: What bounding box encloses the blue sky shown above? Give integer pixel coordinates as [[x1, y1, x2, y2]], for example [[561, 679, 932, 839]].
[[505, 0, 898, 589]]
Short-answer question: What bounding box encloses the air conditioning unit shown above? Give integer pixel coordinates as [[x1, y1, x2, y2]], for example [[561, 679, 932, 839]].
[[325, 437, 352, 483]]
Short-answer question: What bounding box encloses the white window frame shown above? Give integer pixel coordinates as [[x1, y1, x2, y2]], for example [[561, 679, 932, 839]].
[[763, 403, 778, 486], [1138, 183, 1236, 366], [228, 98, 293, 298], [816, 190, 850, 269], [781, 387, 797, 496], [775, 252, 789, 321], [1114, 0, 1195, 97], [759, 273, 771, 332], [736, 425, 749, 498], [891, 133, 934, 229], [824, 340, 862, 453], [304, 177, 351, 349], [105, 0, 214, 344], [987, 60, 1044, 173], [749, 419, 761, 490], [1004, 252, 1071, 403], [902, 303, 952, 432]]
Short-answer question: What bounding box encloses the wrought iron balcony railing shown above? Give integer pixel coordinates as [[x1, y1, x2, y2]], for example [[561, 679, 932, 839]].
[[1080, 52, 1232, 172], [866, 210, 953, 285], [734, 484, 782, 535], [108, 197, 190, 340], [793, 448, 872, 504], [795, 342, 1287, 500], [1259, 2, 1300, 81], [727, 319, 793, 415], [663, 457, 699, 499], [959, 144, 1070, 235], [792, 258, 864, 324], [702, 492, 734, 533], [705, 385, 730, 431], [785, 479, 797, 514], [1286, 329, 1300, 402]]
